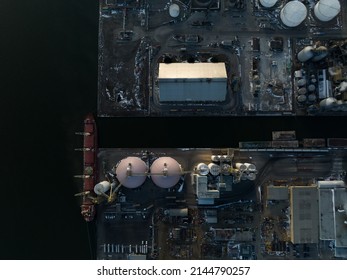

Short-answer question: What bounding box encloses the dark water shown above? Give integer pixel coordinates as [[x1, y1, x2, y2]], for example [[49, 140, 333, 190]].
[[1, 1, 346, 260]]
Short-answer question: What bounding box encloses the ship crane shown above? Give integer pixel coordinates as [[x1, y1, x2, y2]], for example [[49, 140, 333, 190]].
[[74, 181, 123, 205], [74, 191, 104, 205]]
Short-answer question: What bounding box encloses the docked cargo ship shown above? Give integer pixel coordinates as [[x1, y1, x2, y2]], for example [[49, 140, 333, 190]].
[[75, 114, 97, 222]]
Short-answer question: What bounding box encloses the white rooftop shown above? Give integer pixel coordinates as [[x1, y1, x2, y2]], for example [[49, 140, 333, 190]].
[[158, 62, 227, 80]]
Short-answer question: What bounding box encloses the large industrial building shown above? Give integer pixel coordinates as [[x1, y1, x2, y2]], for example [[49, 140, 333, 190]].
[[318, 181, 347, 258], [158, 62, 227, 102], [290, 185, 319, 244], [288, 181, 347, 257]]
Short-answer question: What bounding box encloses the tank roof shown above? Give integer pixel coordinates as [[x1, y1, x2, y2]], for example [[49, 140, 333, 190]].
[[280, 1, 307, 27], [150, 157, 182, 188], [169, 4, 180, 18], [158, 62, 227, 80], [115, 157, 148, 188]]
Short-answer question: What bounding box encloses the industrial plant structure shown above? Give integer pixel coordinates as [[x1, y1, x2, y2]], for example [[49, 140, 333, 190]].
[[97, 0, 347, 116], [158, 63, 228, 102]]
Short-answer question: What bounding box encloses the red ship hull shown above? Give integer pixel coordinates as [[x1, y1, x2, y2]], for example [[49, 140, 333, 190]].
[[81, 114, 97, 222]]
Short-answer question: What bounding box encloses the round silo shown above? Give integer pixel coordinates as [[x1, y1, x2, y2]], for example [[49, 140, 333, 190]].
[[169, 4, 180, 18], [259, 0, 278, 8], [314, 0, 340, 22], [308, 93, 317, 102], [208, 163, 221, 176], [150, 157, 182, 188], [94, 181, 111, 195], [280, 1, 307, 27], [246, 173, 257, 181], [297, 78, 307, 87], [235, 163, 247, 172], [244, 163, 256, 172], [197, 163, 209, 176], [297, 46, 315, 62], [115, 157, 148, 189], [298, 87, 307, 95], [308, 84, 316, 92], [297, 94, 307, 103]]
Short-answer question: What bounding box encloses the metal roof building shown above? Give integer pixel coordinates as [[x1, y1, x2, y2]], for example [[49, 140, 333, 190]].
[[158, 62, 227, 102], [318, 181, 347, 258], [266, 185, 289, 200], [290, 185, 319, 244]]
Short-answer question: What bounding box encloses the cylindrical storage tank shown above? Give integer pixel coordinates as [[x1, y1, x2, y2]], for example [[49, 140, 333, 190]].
[[208, 163, 221, 176], [312, 46, 329, 62], [297, 78, 307, 87], [211, 155, 221, 162], [150, 157, 182, 188], [308, 84, 316, 92], [297, 46, 315, 62], [115, 157, 148, 189], [169, 4, 180, 18], [221, 164, 231, 175], [308, 93, 317, 102], [247, 173, 257, 181], [338, 81, 347, 92], [244, 163, 257, 172], [298, 87, 307, 95], [94, 181, 111, 195], [197, 163, 209, 176], [297, 94, 307, 103], [280, 1, 307, 27], [314, 0, 341, 22], [319, 97, 337, 108], [235, 163, 247, 172], [259, 0, 278, 8]]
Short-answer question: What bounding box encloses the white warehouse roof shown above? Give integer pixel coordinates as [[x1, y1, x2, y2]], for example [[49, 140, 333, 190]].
[[158, 62, 227, 80]]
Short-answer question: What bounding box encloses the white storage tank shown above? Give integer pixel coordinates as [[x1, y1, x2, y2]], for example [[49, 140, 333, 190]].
[[94, 181, 111, 195], [169, 4, 180, 18], [280, 1, 307, 27], [208, 163, 221, 176], [197, 163, 209, 176], [115, 157, 148, 189], [244, 163, 256, 172], [247, 173, 257, 181], [259, 0, 278, 8], [314, 0, 340, 22], [319, 97, 337, 108], [297, 46, 315, 62], [235, 163, 247, 171], [150, 157, 182, 188]]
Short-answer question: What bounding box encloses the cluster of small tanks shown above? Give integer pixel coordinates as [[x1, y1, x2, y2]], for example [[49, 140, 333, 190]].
[[195, 155, 257, 182]]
